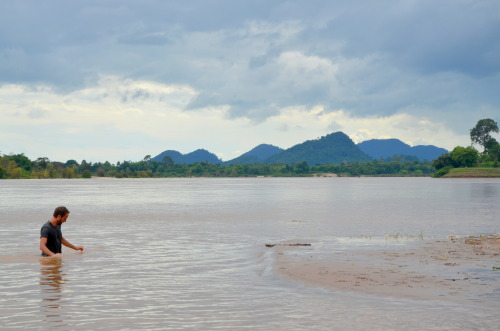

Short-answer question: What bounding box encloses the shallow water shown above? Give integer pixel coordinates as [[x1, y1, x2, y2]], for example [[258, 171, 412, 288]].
[[0, 177, 499, 330]]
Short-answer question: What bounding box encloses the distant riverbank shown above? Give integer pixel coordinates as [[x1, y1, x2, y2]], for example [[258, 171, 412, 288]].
[[442, 167, 500, 178]]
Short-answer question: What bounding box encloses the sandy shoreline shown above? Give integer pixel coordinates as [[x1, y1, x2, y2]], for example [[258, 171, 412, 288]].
[[271, 235, 500, 307]]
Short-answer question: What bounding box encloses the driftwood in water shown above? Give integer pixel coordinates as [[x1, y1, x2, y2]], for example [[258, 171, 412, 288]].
[[265, 243, 311, 248]]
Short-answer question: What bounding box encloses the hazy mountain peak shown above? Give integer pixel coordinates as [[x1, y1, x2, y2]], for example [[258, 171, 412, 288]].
[[357, 138, 448, 161]]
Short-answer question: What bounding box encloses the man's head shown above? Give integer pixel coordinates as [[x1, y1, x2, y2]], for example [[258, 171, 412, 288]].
[[53, 206, 70, 225]]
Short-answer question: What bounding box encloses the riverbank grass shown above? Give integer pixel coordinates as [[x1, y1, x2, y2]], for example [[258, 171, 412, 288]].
[[442, 167, 500, 178]]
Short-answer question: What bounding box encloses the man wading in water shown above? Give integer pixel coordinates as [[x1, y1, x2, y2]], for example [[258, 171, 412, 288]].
[[40, 206, 84, 257]]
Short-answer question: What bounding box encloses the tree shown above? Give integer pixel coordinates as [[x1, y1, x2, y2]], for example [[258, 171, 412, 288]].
[[95, 168, 106, 177], [79, 160, 91, 174], [294, 161, 310, 174], [485, 138, 500, 162], [470, 118, 499, 152], [485, 138, 498, 150], [432, 153, 453, 170], [35, 157, 50, 169], [450, 146, 479, 167], [8, 153, 33, 171], [162, 156, 174, 167], [65, 159, 79, 167], [65, 167, 77, 178]]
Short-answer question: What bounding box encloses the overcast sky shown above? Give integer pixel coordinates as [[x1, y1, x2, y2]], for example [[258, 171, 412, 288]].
[[1, 0, 499, 162]]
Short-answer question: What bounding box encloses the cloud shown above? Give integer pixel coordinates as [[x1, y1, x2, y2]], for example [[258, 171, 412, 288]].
[[0, 0, 499, 161], [0, 76, 199, 161], [1, 76, 471, 162]]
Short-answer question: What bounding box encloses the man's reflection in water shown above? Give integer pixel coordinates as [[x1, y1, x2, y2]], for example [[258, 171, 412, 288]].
[[39, 257, 67, 325]]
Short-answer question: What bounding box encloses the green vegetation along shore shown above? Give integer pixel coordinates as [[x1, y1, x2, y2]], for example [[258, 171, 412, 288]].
[[441, 167, 500, 178], [2, 152, 499, 179], [0, 153, 436, 179]]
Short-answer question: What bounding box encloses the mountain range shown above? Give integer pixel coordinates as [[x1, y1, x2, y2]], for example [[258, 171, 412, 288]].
[[152, 149, 222, 164], [152, 132, 448, 165], [357, 139, 448, 161]]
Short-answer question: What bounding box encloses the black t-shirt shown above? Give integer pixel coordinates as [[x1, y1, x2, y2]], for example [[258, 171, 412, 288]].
[[40, 221, 62, 256]]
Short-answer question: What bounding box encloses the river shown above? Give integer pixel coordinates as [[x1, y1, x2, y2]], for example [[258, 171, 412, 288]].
[[0, 177, 498, 330]]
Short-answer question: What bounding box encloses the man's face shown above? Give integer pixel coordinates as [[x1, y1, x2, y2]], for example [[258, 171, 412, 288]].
[[56, 213, 69, 225]]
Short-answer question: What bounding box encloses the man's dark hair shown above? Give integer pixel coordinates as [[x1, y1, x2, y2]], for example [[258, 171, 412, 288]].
[[53, 206, 70, 217]]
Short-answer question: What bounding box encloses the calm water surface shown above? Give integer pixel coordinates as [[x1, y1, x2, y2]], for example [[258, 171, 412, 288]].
[[0, 177, 499, 330]]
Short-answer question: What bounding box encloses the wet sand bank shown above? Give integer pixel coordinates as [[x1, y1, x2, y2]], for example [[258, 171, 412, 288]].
[[272, 235, 500, 307]]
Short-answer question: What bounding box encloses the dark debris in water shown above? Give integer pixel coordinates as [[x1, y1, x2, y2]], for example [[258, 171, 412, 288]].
[[445, 277, 479, 281], [265, 243, 311, 248]]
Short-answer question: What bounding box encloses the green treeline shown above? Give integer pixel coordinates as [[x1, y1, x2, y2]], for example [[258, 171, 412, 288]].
[[0, 153, 435, 179], [3, 118, 497, 179]]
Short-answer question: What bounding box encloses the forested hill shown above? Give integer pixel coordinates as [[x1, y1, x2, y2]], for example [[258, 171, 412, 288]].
[[265, 132, 372, 165], [357, 139, 448, 161], [152, 149, 222, 164], [224, 144, 283, 165]]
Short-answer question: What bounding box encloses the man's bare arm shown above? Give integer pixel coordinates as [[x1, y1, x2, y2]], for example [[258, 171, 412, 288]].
[[40, 237, 57, 256], [61, 237, 84, 251]]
